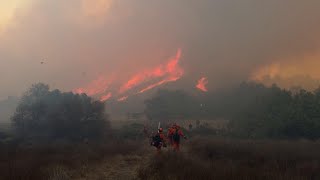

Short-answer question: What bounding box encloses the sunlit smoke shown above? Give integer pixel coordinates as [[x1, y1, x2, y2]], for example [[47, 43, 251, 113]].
[[82, 0, 113, 17], [250, 63, 282, 82], [249, 53, 320, 90], [196, 77, 208, 92], [250, 54, 320, 82], [0, 0, 29, 34]]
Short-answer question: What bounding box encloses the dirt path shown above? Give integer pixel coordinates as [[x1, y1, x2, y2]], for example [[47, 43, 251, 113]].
[[70, 144, 152, 180], [70, 140, 190, 180]]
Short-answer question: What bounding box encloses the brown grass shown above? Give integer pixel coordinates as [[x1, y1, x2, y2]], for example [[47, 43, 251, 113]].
[[137, 138, 320, 180], [1, 133, 320, 180], [0, 140, 143, 180]]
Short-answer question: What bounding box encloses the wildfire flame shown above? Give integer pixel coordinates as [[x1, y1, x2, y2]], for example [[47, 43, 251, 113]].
[[73, 76, 113, 96], [196, 77, 208, 92], [138, 76, 180, 94], [120, 48, 183, 93], [117, 96, 128, 102], [73, 48, 184, 102], [100, 92, 112, 101], [138, 79, 169, 94]]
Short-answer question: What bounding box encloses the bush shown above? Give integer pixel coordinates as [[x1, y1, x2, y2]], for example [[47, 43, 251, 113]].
[[11, 83, 110, 143], [144, 83, 320, 139], [229, 84, 320, 139]]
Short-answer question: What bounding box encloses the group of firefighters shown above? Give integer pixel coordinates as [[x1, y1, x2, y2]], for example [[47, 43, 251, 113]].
[[149, 123, 187, 152]]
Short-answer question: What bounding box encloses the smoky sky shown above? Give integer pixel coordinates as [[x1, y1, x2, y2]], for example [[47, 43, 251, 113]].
[[1, 0, 320, 99]]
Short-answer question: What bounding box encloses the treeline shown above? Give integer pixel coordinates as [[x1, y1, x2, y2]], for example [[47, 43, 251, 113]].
[[145, 83, 320, 139], [0, 84, 143, 180], [10, 83, 109, 143]]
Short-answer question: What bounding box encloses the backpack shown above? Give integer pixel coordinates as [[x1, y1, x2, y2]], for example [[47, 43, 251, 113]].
[[172, 129, 180, 143], [151, 133, 162, 147]]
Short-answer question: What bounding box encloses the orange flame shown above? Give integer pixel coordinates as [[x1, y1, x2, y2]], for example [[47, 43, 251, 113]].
[[138, 80, 168, 94], [73, 48, 184, 102], [73, 76, 112, 96], [120, 48, 183, 93], [196, 77, 208, 92], [117, 96, 128, 102], [138, 76, 180, 94], [100, 92, 112, 101]]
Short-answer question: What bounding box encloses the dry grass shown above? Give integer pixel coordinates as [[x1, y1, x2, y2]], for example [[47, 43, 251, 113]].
[[137, 152, 214, 180], [137, 138, 320, 180], [1, 129, 320, 180], [0, 140, 144, 180]]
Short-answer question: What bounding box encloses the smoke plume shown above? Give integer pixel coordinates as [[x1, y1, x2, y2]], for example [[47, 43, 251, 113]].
[[1, 0, 320, 99]]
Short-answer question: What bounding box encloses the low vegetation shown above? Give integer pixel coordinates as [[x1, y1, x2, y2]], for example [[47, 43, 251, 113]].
[[1, 83, 320, 179], [11, 83, 109, 143], [145, 83, 320, 139], [0, 140, 143, 180], [138, 138, 320, 180]]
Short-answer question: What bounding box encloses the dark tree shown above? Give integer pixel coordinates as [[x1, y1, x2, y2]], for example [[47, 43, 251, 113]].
[[11, 83, 109, 142], [144, 83, 320, 140]]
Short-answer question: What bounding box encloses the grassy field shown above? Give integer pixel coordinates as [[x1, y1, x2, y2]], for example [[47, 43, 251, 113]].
[[138, 138, 320, 180], [0, 120, 320, 180]]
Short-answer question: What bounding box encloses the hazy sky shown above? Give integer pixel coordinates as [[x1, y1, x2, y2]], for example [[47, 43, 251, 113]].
[[1, 0, 320, 99]]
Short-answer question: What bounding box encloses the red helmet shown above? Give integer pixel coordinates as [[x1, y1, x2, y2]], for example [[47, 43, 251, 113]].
[[158, 128, 163, 132]]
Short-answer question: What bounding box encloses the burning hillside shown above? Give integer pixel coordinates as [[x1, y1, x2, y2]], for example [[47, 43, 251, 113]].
[[73, 49, 185, 101]]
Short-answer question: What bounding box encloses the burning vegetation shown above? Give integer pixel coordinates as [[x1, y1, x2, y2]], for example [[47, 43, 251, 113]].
[[2, 82, 320, 179], [73, 48, 184, 102], [2, 1, 320, 179], [196, 77, 208, 92]]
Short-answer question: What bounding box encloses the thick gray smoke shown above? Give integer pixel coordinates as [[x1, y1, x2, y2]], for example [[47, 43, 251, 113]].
[[1, 0, 320, 99]]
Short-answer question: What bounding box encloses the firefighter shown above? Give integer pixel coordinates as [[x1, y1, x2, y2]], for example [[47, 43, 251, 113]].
[[171, 124, 187, 152], [151, 128, 166, 153], [167, 124, 176, 146]]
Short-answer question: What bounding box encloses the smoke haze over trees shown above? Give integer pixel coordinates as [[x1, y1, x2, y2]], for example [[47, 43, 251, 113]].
[[11, 83, 109, 142], [2, 1, 320, 99], [145, 83, 320, 140], [2, 1, 320, 179], [0, 96, 19, 123]]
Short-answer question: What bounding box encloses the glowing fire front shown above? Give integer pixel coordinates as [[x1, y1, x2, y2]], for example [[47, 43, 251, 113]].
[[73, 49, 184, 102], [100, 92, 112, 102], [120, 48, 183, 93], [73, 76, 113, 96], [196, 77, 208, 92], [117, 96, 128, 102]]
